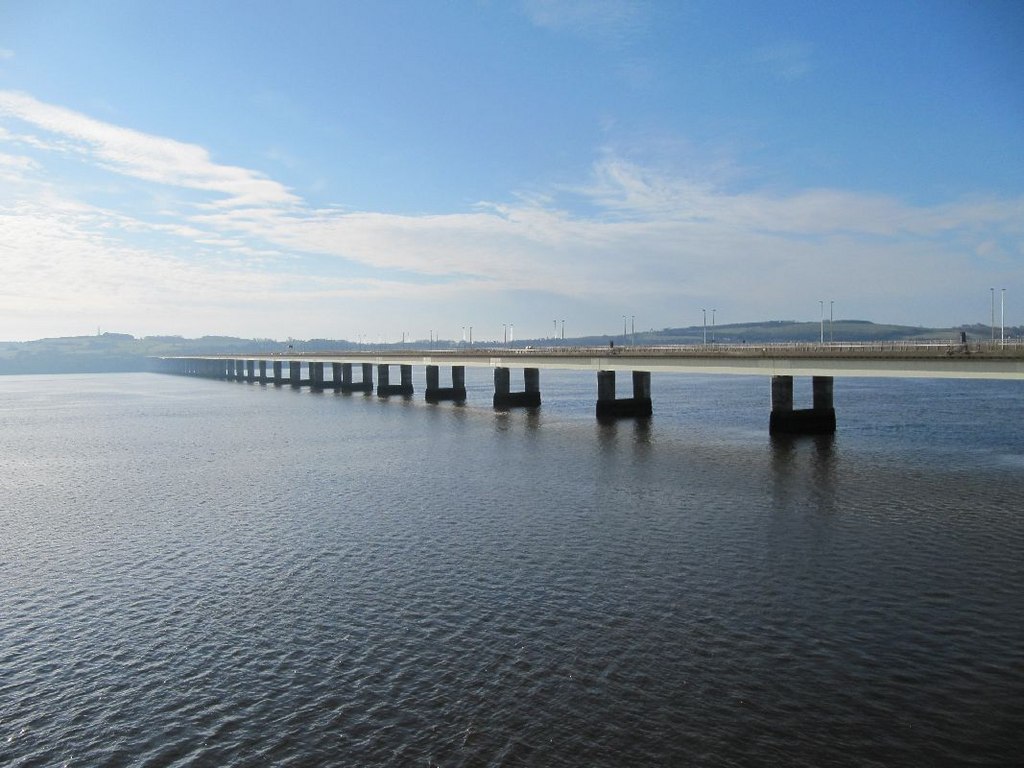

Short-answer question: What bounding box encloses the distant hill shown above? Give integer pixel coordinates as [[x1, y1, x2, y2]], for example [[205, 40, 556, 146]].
[[537, 320, 1016, 347], [0, 333, 295, 375], [0, 322, 1018, 375]]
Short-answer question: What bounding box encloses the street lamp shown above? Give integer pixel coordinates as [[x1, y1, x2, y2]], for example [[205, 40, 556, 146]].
[[991, 288, 995, 342], [830, 300, 834, 344], [503, 324, 507, 345], [711, 309, 716, 344], [561, 319, 565, 340], [819, 300, 824, 344], [623, 315, 627, 344], [702, 308, 707, 345], [1001, 288, 1006, 347], [631, 315, 635, 346]]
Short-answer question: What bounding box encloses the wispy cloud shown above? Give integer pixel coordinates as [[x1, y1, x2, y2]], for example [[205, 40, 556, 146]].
[[0, 48, 13, 60], [1, 91, 1019, 339], [522, 0, 648, 44], [0, 90, 300, 208], [753, 41, 814, 81]]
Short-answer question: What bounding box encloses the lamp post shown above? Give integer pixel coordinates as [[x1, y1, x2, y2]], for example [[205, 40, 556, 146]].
[[1001, 288, 1005, 347], [819, 300, 824, 344], [510, 323, 514, 347], [711, 309, 715, 344], [561, 319, 565, 340], [503, 324, 507, 346], [623, 315, 627, 344], [702, 308, 707, 345], [631, 315, 635, 346], [830, 301, 834, 344], [553, 319, 557, 340], [991, 288, 995, 342]]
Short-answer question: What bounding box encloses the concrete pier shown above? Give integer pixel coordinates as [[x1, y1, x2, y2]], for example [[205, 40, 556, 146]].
[[769, 375, 837, 435], [425, 365, 467, 403], [289, 361, 302, 387], [258, 360, 268, 384], [493, 367, 541, 408], [273, 361, 283, 386], [377, 364, 414, 397], [595, 370, 653, 419], [246, 360, 256, 383], [310, 361, 324, 391], [337, 363, 374, 394]]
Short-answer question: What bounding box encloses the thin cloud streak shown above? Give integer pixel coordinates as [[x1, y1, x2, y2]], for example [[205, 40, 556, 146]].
[[1, 91, 1020, 339], [0, 90, 300, 208]]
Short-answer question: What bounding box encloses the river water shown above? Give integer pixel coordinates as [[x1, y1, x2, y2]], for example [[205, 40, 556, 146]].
[[1, 370, 1021, 767]]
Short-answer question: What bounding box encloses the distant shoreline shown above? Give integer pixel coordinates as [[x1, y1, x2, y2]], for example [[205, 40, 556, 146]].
[[2, 321, 1019, 376]]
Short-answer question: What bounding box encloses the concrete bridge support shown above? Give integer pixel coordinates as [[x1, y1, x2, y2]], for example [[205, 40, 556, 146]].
[[338, 363, 374, 394], [596, 370, 653, 419], [289, 361, 302, 387], [493, 367, 541, 408], [273, 361, 283, 386], [377, 364, 414, 397], [234, 360, 245, 382], [258, 360, 267, 384], [246, 360, 256, 383], [769, 375, 836, 435], [425, 365, 467, 403], [310, 361, 324, 391]]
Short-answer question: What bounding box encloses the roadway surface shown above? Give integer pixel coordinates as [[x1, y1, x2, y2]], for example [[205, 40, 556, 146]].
[[184, 342, 1024, 380]]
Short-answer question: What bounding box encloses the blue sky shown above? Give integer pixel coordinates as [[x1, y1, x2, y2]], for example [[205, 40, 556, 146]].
[[1, 0, 1021, 342]]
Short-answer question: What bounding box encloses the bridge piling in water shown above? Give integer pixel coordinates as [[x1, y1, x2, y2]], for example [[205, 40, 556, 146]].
[[493, 367, 541, 408], [377, 364, 414, 397], [310, 361, 324, 391], [596, 370, 653, 419], [769, 375, 836, 435], [159, 344, 1023, 433], [341, 363, 373, 394], [425, 365, 467, 403]]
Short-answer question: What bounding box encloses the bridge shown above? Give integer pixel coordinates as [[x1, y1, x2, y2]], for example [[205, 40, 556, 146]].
[[156, 342, 1024, 435]]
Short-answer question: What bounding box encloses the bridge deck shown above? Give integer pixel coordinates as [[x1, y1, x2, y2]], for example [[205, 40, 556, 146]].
[[174, 343, 1024, 380]]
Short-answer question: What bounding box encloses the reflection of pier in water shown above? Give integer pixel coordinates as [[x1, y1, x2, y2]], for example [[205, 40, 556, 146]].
[[155, 343, 1024, 435]]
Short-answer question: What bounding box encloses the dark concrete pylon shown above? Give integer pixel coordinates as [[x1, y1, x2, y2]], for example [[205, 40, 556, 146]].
[[377, 364, 413, 397], [425, 365, 467, 403], [333, 362, 373, 393], [595, 370, 653, 419], [769, 375, 836, 434], [493, 367, 541, 408]]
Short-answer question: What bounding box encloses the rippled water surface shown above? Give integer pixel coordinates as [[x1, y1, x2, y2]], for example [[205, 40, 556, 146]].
[[1, 371, 1022, 766]]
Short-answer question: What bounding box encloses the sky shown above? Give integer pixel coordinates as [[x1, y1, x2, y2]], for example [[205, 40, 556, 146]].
[[1, 0, 1022, 343]]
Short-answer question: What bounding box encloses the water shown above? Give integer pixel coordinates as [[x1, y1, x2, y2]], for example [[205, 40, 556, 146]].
[[1, 371, 1021, 767]]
